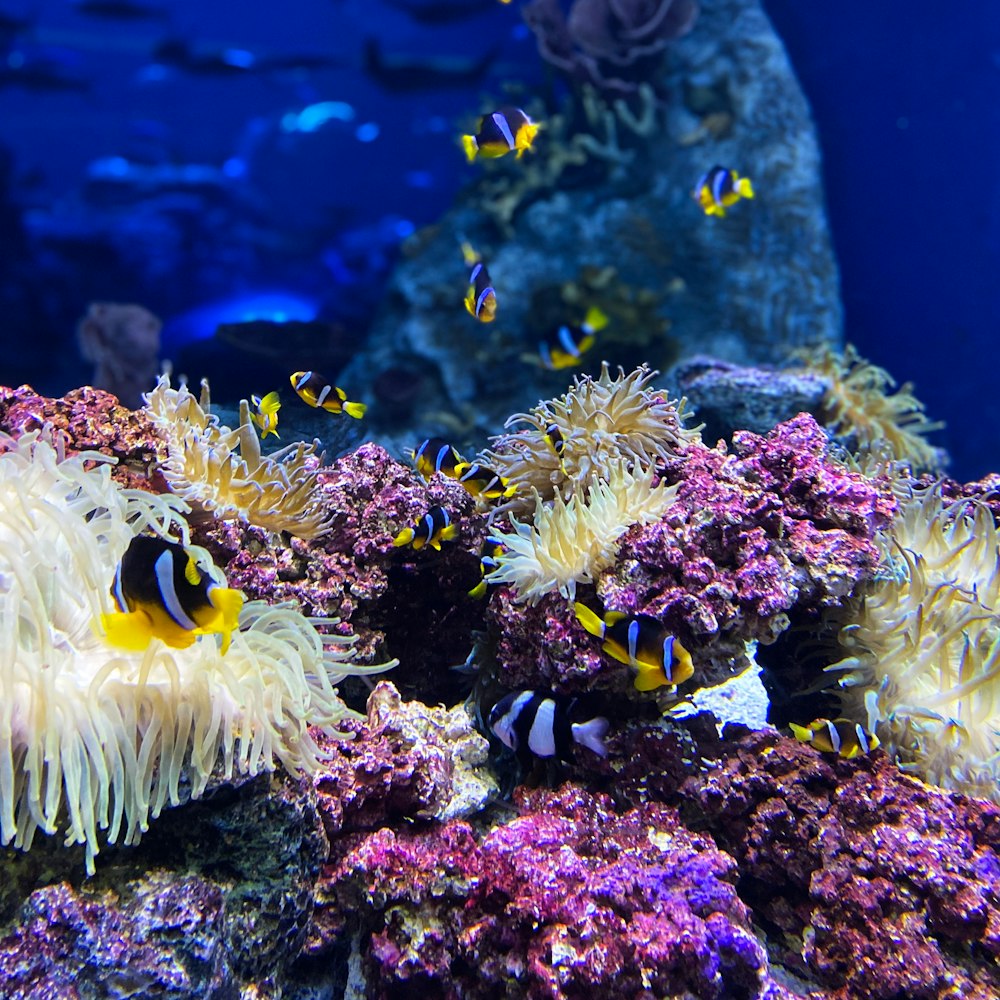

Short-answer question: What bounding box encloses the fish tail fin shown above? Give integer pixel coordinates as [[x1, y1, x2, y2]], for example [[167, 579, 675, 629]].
[[263, 427, 280, 439], [260, 390, 281, 413], [583, 306, 608, 332], [440, 523, 459, 543], [461, 134, 478, 162], [344, 401, 367, 419], [572, 716, 609, 758], [460, 241, 480, 267], [209, 587, 245, 636], [501, 482, 518, 498], [788, 722, 811, 743], [633, 665, 671, 692], [573, 602, 606, 639], [468, 580, 488, 600], [736, 176, 754, 199], [99, 610, 155, 651], [672, 639, 695, 685], [393, 528, 415, 547]]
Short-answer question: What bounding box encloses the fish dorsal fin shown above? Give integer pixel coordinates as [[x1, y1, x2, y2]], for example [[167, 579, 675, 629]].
[[604, 611, 628, 624]]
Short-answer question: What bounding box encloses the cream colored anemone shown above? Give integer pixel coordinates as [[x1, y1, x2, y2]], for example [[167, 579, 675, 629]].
[[794, 344, 943, 474], [144, 375, 334, 539], [485, 463, 677, 604], [481, 364, 700, 512], [829, 487, 1000, 799], [0, 430, 393, 873]]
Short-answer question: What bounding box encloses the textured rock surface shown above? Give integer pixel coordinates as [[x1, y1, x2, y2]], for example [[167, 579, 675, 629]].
[[341, 0, 841, 446], [680, 729, 1000, 1000], [309, 783, 794, 999], [489, 414, 895, 693]]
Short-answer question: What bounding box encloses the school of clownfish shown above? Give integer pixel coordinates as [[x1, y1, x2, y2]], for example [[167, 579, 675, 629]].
[[96, 89, 875, 774]]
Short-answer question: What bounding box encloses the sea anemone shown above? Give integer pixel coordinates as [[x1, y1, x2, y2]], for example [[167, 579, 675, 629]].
[[485, 462, 678, 604], [144, 375, 335, 539], [482, 363, 699, 511], [0, 429, 391, 873], [828, 486, 1000, 800], [794, 344, 944, 474]]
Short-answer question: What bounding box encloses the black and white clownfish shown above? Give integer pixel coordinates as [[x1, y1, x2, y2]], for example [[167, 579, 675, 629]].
[[462, 242, 497, 323], [574, 602, 693, 692], [250, 391, 281, 439], [100, 535, 244, 654], [530, 306, 608, 370], [488, 690, 608, 766], [393, 505, 458, 551], [412, 437, 465, 481], [468, 535, 506, 598], [289, 371, 367, 418], [789, 718, 880, 760], [453, 461, 517, 501], [461, 106, 540, 161], [693, 165, 755, 218]]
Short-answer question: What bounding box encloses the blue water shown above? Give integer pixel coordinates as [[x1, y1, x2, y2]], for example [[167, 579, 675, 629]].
[[1, 0, 996, 479]]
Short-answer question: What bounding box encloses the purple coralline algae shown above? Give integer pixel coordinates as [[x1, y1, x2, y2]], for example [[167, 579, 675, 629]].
[[682, 729, 1000, 1000], [490, 413, 896, 692], [310, 783, 792, 999]]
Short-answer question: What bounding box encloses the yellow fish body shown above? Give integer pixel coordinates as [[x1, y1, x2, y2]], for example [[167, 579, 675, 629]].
[[250, 391, 281, 439]]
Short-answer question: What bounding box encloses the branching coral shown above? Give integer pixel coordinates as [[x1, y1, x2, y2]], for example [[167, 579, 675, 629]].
[[144, 375, 334, 539], [0, 429, 391, 873], [794, 344, 944, 474], [828, 486, 1000, 801], [485, 462, 677, 604], [481, 363, 699, 510]]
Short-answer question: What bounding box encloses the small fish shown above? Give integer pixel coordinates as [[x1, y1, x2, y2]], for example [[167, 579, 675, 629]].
[[250, 391, 281, 439], [462, 106, 540, 162], [462, 242, 497, 323], [100, 535, 244, 654], [412, 437, 465, 480], [533, 306, 608, 370], [393, 505, 458, 551], [543, 423, 566, 457], [289, 371, 367, 418], [574, 602, 693, 692], [454, 461, 517, 501], [693, 165, 755, 218], [789, 718, 880, 760], [468, 536, 506, 598], [489, 690, 609, 766]]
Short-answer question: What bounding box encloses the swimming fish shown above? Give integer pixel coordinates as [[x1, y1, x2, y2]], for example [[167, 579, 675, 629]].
[[489, 690, 609, 765], [250, 391, 281, 439], [789, 718, 881, 759], [693, 165, 755, 218], [289, 371, 367, 418], [468, 536, 506, 598], [533, 306, 608, 370], [453, 461, 517, 501], [412, 437, 465, 480], [100, 535, 244, 654], [574, 603, 694, 692], [462, 106, 540, 162], [393, 505, 458, 551], [462, 242, 497, 323], [543, 423, 565, 457]]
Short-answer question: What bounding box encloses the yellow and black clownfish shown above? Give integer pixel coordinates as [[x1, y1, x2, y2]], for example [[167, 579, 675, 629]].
[[693, 165, 755, 218], [289, 371, 367, 418], [393, 505, 458, 551], [468, 535, 506, 599], [530, 307, 607, 370], [100, 535, 244, 654], [412, 437, 465, 481], [574, 602, 693, 692], [462, 242, 497, 323], [789, 718, 880, 759], [250, 391, 281, 439], [454, 461, 517, 501], [462, 106, 540, 162]]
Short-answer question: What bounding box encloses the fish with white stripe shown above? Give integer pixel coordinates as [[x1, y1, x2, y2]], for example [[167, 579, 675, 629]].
[[289, 370, 367, 418], [488, 690, 609, 767], [100, 535, 244, 653]]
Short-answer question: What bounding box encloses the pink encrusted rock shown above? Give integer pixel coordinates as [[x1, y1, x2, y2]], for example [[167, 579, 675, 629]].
[[489, 413, 896, 692], [311, 682, 496, 842], [309, 783, 793, 999], [680, 729, 1000, 1000]]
